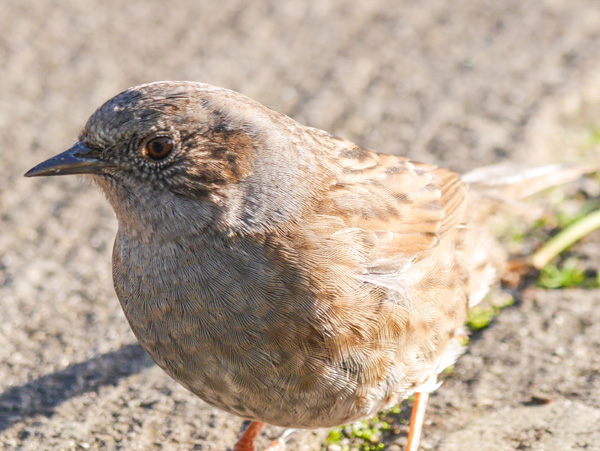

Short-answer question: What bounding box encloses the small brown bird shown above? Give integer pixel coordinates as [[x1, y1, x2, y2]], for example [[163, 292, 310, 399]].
[[25, 82, 584, 450]]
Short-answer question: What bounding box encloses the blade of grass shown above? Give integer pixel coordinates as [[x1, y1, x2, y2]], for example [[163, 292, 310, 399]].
[[531, 210, 600, 269]]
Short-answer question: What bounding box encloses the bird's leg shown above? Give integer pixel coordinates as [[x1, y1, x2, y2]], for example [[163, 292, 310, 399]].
[[263, 439, 285, 451], [405, 391, 429, 451], [263, 429, 296, 451], [233, 421, 264, 451]]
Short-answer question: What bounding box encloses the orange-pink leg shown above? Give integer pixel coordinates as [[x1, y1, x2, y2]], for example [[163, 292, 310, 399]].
[[263, 438, 286, 451], [405, 391, 429, 451], [266, 428, 295, 450], [233, 421, 264, 451], [233, 422, 292, 451]]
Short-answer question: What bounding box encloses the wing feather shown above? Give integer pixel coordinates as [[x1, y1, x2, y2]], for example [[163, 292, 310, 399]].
[[320, 148, 466, 267]]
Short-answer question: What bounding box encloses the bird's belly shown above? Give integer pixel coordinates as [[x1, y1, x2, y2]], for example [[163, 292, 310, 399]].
[[111, 235, 466, 428], [110, 236, 390, 427], [118, 290, 401, 428]]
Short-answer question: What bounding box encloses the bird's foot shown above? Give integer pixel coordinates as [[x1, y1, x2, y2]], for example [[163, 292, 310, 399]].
[[264, 429, 295, 451], [502, 257, 531, 288], [263, 438, 285, 451], [233, 423, 294, 451]]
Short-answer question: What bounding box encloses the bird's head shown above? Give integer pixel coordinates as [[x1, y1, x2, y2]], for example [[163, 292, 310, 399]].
[[25, 82, 320, 237]]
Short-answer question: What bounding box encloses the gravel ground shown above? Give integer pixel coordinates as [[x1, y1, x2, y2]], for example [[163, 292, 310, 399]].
[[2, 1, 600, 450]]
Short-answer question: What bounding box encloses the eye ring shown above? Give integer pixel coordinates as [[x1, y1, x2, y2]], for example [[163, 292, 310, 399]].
[[145, 136, 174, 160]]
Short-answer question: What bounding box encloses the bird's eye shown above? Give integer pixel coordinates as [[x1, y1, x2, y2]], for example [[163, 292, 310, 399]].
[[145, 136, 174, 160]]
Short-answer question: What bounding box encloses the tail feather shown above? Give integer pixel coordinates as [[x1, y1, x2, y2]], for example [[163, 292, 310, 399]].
[[462, 162, 596, 201]]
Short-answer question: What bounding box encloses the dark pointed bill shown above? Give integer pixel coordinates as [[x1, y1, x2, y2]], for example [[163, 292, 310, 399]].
[[24, 142, 110, 177]]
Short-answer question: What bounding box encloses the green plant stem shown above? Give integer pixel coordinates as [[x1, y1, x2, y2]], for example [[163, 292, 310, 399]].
[[531, 210, 600, 269]]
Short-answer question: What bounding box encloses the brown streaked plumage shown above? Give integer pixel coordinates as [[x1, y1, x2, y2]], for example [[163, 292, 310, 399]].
[[25, 81, 583, 450]]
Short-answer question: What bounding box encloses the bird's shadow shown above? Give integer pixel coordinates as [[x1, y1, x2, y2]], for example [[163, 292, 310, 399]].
[[0, 343, 153, 433]]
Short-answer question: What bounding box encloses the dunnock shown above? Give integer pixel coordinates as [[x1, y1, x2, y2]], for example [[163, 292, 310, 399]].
[[25, 82, 584, 450]]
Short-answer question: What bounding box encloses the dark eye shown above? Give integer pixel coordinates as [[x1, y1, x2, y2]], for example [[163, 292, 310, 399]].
[[145, 136, 174, 160]]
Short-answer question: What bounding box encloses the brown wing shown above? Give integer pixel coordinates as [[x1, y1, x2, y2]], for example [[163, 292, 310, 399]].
[[319, 146, 466, 269], [285, 145, 472, 420]]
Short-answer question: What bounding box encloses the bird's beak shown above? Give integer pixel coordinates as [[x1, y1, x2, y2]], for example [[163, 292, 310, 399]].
[[24, 142, 110, 177]]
